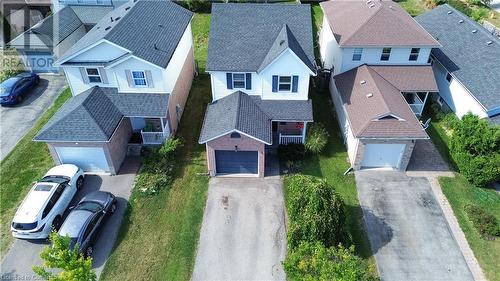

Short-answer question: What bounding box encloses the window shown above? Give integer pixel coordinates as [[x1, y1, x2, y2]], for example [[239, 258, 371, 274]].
[[132, 71, 147, 86], [42, 184, 66, 219], [278, 76, 292, 91], [380, 48, 391, 61], [409, 48, 420, 61], [446, 73, 452, 83], [230, 132, 241, 139], [352, 48, 363, 61], [232, 73, 246, 89], [86, 68, 101, 83], [437, 96, 445, 106]]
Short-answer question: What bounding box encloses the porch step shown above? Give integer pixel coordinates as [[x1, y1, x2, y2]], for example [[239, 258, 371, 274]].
[[127, 144, 142, 156]]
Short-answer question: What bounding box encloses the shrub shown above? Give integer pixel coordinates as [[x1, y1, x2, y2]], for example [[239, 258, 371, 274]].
[[471, 7, 489, 21], [450, 114, 500, 187], [441, 113, 458, 130], [305, 123, 329, 154], [175, 0, 211, 13], [33, 232, 96, 281], [284, 242, 376, 281], [0, 50, 24, 83], [286, 174, 349, 249], [278, 143, 305, 162], [464, 204, 500, 239]]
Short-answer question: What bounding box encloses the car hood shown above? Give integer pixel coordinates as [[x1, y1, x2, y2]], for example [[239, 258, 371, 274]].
[[59, 210, 93, 238], [45, 164, 79, 179]]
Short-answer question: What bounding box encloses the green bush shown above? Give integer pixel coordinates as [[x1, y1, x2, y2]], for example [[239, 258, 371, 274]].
[[442, 113, 458, 130], [278, 143, 305, 162], [286, 174, 349, 249], [471, 7, 489, 21], [305, 123, 329, 154], [284, 242, 376, 281], [450, 114, 500, 187], [464, 204, 500, 239], [175, 0, 211, 13], [0, 50, 24, 83], [136, 138, 182, 195]]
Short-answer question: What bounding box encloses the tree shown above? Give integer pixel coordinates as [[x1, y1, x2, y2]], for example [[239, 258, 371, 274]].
[[449, 114, 500, 187], [305, 123, 329, 154], [284, 242, 376, 281], [33, 232, 96, 281], [286, 174, 349, 249]]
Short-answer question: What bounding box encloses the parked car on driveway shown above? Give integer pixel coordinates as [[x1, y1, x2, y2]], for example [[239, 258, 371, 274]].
[[0, 72, 40, 105], [11, 164, 84, 239], [58, 191, 116, 257]]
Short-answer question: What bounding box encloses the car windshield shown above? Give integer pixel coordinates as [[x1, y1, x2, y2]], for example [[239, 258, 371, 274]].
[[75, 202, 102, 213], [40, 176, 69, 184], [12, 221, 37, 231]]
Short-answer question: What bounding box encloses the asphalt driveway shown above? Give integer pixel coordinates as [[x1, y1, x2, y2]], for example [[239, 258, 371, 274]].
[[192, 176, 286, 281], [355, 171, 473, 281], [0, 74, 67, 160], [0, 157, 140, 279]]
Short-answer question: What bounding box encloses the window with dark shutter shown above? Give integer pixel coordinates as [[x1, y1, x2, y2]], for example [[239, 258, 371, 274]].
[[226, 73, 233, 89]]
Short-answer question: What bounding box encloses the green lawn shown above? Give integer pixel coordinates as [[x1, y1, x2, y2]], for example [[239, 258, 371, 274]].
[[439, 175, 500, 281], [395, 0, 431, 16], [99, 13, 212, 281], [0, 88, 71, 257]]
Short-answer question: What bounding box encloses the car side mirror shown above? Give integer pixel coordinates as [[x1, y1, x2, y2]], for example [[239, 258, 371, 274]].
[[69, 206, 75, 211], [102, 210, 106, 214]]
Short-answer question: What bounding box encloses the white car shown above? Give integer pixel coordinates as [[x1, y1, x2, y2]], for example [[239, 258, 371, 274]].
[[11, 164, 84, 239]]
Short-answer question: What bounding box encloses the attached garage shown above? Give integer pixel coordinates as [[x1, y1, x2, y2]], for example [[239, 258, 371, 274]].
[[55, 147, 110, 173], [361, 143, 406, 169], [215, 150, 258, 174]]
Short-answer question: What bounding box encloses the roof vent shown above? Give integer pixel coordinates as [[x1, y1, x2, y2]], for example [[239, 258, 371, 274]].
[[369, 3, 375, 8], [105, 26, 111, 31], [472, 29, 478, 33], [486, 41, 493, 45], [110, 16, 114, 22], [360, 80, 366, 84], [115, 17, 121, 21], [366, 0, 372, 3], [366, 93, 373, 98], [459, 19, 464, 23], [125, 6, 131, 10], [158, 24, 164, 28], [389, 5, 393, 9], [280, 40, 286, 46], [447, 11, 453, 14]]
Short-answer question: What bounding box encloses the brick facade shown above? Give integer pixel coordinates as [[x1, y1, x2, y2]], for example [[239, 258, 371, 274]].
[[206, 133, 265, 177], [352, 138, 416, 171]]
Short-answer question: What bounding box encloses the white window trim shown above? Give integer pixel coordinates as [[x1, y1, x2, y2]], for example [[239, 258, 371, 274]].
[[232, 73, 246, 89], [352, 48, 363, 61], [131, 70, 148, 87], [86, 68, 102, 84], [381, 48, 391, 61], [278, 75, 292, 92], [409, 48, 420, 61]]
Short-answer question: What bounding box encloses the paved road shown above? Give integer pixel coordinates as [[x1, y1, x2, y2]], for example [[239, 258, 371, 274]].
[[0, 157, 140, 279], [0, 75, 67, 160], [355, 171, 473, 281], [192, 175, 286, 281]]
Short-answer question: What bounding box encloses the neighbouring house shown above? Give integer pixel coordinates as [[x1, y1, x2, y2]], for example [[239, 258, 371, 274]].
[[33, 0, 195, 175], [199, 3, 316, 177], [8, 2, 120, 73], [320, 0, 441, 170], [2, 0, 52, 46], [416, 4, 500, 124]]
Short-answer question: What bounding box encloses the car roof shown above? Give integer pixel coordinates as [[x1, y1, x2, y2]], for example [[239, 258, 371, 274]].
[[59, 210, 93, 238], [13, 182, 58, 223], [0, 77, 21, 88]]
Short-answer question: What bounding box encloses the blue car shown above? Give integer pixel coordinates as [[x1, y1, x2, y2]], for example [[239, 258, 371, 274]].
[[0, 72, 40, 106]]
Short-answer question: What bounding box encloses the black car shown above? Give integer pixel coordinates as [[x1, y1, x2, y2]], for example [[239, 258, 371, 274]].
[[58, 191, 116, 257]]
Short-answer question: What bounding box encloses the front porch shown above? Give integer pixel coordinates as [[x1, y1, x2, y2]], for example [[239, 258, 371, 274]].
[[402, 92, 430, 117], [129, 117, 170, 145], [272, 121, 308, 146]]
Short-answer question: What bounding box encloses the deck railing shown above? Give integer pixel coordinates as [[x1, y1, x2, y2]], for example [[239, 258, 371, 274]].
[[141, 131, 167, 145], [279, 134, 303, 145]]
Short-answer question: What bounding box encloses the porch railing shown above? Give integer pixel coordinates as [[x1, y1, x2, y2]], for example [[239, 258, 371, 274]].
[[141, 131, 167, 145], [279, 134, 303, 145], [409, 104, 424, 115]]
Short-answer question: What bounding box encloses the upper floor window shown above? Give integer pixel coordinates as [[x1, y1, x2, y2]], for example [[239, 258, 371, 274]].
[[278, 76, 292, 91], [226, 73, 251, 90], [86, 68, 101, 83], [409, 48, 420, 61], [272, 75, 298, 93], [132, 71, 147, 86], [446, 73, 453, 83], [352, 48, 363, 61], [380, 48, 391, 61]]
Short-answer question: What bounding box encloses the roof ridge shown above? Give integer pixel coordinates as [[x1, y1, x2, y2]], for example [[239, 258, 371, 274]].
[[234, 91, 243, 129], [363, 66, 392, 115]]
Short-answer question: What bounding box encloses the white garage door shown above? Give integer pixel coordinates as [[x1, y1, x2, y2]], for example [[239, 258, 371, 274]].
[[361, 143, 406, 169], [55, 147, 110, 173]]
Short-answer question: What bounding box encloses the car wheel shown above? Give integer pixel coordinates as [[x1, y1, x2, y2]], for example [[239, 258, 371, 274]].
[[52, 216, 62, 231], [16, 95, 23, 103], [85, 246, 93, 257], [76, 176, 84, 190], [110, 202, 117, 214]]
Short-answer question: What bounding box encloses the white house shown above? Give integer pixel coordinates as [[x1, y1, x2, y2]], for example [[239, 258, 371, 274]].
[[417, 5, 500, 124], [33, 0, 195, 175], [199, 3, 317, 177]]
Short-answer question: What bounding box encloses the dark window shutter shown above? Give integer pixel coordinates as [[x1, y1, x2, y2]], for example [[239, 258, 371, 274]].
[[80, 67, 89, 84], [272, 75, 278, 92], [226, 73, 233, 89], [125, 70, 134, 87], [245, 73, 251, 90], [292, 76, 299, 92]]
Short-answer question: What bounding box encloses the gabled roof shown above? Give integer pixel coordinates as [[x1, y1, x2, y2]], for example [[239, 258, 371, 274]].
[[199, 91, 313, 144], [206, 3, 316, 73], [321, 0, 440, 47], [416, 4, 500, 111], [334, 65, 435, 139], [70, 6, 115, 25], [57, 0, 193, 68], [34, 87, 169, 142]]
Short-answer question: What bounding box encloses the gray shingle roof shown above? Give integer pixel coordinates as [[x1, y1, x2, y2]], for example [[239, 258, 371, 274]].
[[199, 91, 313, 144], [206, 3, 316, 73], [34, 87, 169, 142], [70, 6, 115, 25], [57, 0, 193, 68], [416, 4, 500, 111]]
